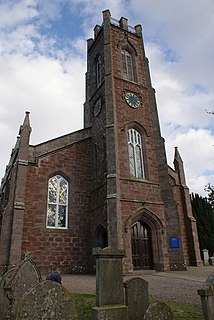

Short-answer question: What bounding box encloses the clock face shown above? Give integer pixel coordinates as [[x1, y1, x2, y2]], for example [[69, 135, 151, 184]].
[[94, 98, 102, 116], [125, 92, 140, 108]]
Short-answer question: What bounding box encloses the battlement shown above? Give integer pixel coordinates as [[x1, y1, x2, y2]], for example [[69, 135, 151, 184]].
[[88, 9, 142, 50], [103, 9, 142, 35]]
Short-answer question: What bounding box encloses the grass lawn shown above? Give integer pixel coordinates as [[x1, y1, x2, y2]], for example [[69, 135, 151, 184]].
[[73, 293, 203, 320]]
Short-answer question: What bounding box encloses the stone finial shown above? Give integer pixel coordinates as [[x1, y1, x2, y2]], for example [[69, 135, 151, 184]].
[[174, 146, 183, 163], [119, 17, 128, 30], [24, 110, 30, 124], [94, 25, 101, 38], [19, 111, 31, 135], [24, 251, 32, 259], [173, 146, 186, 185], [16, 112, 32, 161], [135, 24, 142, 37], [102, 9, 111, 22], [87, 38, 94, 50]]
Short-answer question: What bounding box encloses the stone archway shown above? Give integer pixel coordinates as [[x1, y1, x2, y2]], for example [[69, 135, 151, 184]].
[[124, 208, 168, 272]]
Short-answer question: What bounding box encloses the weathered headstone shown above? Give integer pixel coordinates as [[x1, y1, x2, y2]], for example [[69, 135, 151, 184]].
[[209, 257, 214, 266], [198, 273, 214, 320], [15, 280, 78, 320], [143, 302, 174, 320], [0, 257, 41, 320], [203, 249, 210, 266], [0, 268, 15, 320], [124, 277, 149, 320], [92, 247, 128, 320]]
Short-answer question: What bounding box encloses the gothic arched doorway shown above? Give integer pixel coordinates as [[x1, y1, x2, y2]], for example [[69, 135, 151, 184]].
[[131, 221, 153, 269]]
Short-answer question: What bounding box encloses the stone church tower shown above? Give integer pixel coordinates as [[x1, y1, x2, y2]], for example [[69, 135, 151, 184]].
[[0, 10, 201, 274]]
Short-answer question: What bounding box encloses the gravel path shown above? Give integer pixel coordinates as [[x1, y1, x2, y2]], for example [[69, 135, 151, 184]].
[[62, 266, 214, 306]]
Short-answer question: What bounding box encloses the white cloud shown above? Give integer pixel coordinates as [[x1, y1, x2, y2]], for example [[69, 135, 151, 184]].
[[0, 0, 37, 29], [0, 53, 85, 178], [0, 24, 39, 55], [144, 35, 214, 196], [0, 0, 213, 197], [165, 128, 214, 195]]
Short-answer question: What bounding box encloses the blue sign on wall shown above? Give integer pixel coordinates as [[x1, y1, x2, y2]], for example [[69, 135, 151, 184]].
[[170, 237, 180, 249]]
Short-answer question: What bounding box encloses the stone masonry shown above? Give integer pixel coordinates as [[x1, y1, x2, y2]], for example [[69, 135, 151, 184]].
[[0, 10, 202, 274]]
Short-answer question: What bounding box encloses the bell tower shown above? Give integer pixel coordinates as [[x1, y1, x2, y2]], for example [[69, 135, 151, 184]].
[[84, 10, 199, 271]]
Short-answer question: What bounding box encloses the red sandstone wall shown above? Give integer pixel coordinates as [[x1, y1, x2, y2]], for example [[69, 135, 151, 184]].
[[21, 139, 92, 273]]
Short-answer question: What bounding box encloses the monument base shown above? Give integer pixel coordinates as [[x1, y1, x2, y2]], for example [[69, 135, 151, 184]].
[[92, 305, 128, 320]]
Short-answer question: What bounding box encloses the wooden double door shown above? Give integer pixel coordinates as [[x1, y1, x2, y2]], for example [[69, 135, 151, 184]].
[[131, 221, 153, 269]]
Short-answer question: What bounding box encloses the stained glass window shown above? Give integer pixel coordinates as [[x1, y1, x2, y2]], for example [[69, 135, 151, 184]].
[[122, 50, 134, 81], [47, 175, 68, 228], [128, 129, 145, 178]]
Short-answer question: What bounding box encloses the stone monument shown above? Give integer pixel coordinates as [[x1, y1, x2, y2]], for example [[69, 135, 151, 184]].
[[198, 273, 214, 320], [0, 257, 41, 320], [92, 247, 128, 320], [143, 302, 174, 320], [124, 277, 149, 320], [16, 280, 77, 320]]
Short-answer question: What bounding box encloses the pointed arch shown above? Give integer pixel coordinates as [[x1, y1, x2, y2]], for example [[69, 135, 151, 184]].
[[117, 33, 137, 56], [47, 174, 69, 229], [122, 50, 135, 81], [96, 224, 108, 248], [125, 207, 164, 232], [125, 121, 149, 137], [124, 208, 166, 270], [117, 35, 138, 83]]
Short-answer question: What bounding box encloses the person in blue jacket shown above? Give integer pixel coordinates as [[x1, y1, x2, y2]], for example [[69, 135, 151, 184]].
[[46, 267, 62, 284]]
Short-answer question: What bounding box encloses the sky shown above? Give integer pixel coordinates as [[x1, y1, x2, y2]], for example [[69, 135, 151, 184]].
[[0, 0, 213, 196]]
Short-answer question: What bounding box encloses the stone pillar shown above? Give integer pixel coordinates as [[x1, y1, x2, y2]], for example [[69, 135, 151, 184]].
[[119, 17, 128, 30], [92, 247, 128, 320], [198, 274, 214, 320], [203, 249, 210, 266]]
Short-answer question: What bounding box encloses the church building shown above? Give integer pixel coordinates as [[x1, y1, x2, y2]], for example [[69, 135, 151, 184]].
[[0, 10, 202, 274]]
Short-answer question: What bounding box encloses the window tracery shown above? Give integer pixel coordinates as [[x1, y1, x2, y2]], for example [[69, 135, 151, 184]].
[[122, 50, 135, 81], [47, 175, 68, 229], [128, 128, 145, 178]]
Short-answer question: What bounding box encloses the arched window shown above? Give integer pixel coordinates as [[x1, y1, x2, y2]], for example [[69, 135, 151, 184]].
[[128, 128, 145, 178], [122, 50, 134, 81], [47, 175, 68, 229], [96, 225, 108, 248], [96, 54, 102, 87]]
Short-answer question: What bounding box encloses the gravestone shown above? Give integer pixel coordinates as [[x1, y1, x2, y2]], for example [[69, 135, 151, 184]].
[[0, 268, 15, 320], [198, 273, 214, 320], [209, 257, 214, 266], [203, 249, 210, 266], [0, 257, 41, 320], [92, 247, 128, 320], [143, 302, 174, 320], [124, 277, 149, 320], [16, 280, 77, 320]]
